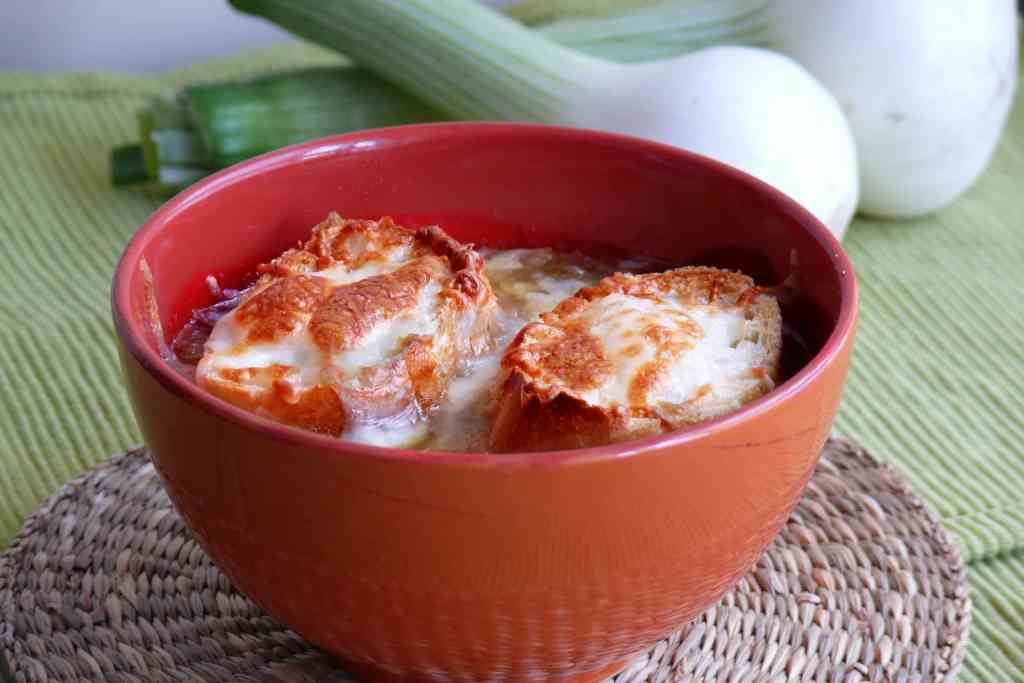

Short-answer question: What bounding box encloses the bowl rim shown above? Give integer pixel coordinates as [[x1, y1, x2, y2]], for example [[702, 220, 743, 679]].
[[112, 121, 858, 467]]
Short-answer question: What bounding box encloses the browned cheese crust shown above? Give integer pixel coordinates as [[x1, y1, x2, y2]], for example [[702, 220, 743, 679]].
[[197, 214, 495, 436], [489, 267, 781, 452]]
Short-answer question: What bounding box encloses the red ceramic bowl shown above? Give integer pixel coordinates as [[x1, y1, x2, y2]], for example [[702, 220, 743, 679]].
[[113, 123, 857, 683]]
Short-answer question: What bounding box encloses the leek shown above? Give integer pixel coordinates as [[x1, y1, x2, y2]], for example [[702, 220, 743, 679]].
[[231, 0, 587, 123], [110, 145, 206, 196], [186, 66, 446, 167], [112, 66, 445, 195], [531, 0, 772, 63], [111, 145, 149, 187], [137, 95, 205, 178], [504, 0, 665, 26], [230, 0, 859, 237]]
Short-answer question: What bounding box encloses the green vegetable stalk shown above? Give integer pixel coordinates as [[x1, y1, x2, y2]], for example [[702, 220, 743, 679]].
[[111, 0, 772, 196], [528, 0, 772, 63], [188, 66, 445, 167], [504, 0, 666, 26], [112, 66, 446, 195]]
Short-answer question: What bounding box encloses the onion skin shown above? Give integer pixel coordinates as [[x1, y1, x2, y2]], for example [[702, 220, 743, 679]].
[[767, 0, 1020, 218]]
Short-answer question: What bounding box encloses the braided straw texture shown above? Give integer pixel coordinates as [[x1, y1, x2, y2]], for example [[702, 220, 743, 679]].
[[0, 438, 969, 683]]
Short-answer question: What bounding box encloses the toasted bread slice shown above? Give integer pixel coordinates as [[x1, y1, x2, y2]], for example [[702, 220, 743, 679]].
[[489, 267, 781, 452], [197, 214, 496, 438]]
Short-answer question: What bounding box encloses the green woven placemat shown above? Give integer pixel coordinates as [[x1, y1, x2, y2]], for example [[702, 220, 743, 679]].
[[0, 40, 1021, 681]]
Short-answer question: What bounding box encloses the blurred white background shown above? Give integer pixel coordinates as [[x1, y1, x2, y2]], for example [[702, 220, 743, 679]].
[[0, 0, 517, 72]]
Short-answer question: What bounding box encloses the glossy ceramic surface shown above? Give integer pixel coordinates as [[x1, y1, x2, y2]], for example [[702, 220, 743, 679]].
[[112, 123, 857, 682]]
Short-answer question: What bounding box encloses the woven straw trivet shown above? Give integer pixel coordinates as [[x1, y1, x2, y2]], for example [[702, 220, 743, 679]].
[[0, 438, 969, 683]]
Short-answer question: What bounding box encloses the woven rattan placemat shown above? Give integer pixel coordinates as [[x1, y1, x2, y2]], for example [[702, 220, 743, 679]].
[[0, 438, 969, 683]]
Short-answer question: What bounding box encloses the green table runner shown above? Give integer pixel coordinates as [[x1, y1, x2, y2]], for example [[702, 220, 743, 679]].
[[1, 42, 1021, 680]]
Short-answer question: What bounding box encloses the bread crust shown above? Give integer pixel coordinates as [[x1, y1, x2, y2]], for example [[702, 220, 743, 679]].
[[489, 267, 781, 452]]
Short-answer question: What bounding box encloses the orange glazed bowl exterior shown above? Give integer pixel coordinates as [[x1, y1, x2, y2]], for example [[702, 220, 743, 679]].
[[112, 123, 857, 683]]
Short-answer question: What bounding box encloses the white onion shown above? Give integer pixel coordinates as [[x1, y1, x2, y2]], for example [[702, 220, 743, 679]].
[[766, 0, 1020, 217], [567, 46, 859, 236]]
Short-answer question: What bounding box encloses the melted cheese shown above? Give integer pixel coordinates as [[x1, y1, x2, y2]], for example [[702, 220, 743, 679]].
[[345, 420, 430, 448], [481, 248, 609, 325], [202, 306, 324, 390], [420, 250, 644, 451], [571, 293, 768, 409], [575, 293, 679, 406], [656, 307, 774, 408], [331, 280, 443, 372], [200, 251, 408, 380], [428, 344, 505, 452], [196, 215, 498, 446], [314, 257, 403, 286], [195, 240, 769, 451]]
